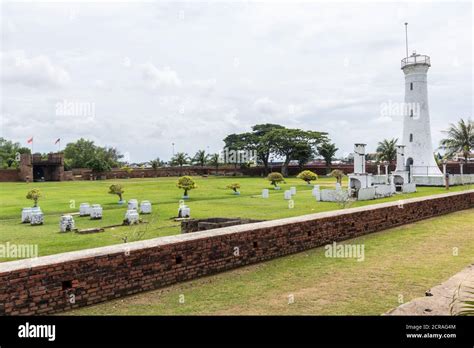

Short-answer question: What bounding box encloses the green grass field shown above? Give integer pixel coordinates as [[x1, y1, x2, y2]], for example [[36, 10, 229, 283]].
[[0, 176, 471, 261], [68, 209, 474, 315]]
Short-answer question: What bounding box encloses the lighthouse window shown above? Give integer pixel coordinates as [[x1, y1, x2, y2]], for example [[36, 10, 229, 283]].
[[410, 109, 413, 117], [410, 82, 413, 90], [409, 134, 413, 142]]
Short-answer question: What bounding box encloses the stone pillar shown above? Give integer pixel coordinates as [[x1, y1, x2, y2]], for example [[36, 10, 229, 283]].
[[377, 164, 381, 176], [384, 164, 389, 183], [353, 143, 366, 174], [395, 145, 406, 172]]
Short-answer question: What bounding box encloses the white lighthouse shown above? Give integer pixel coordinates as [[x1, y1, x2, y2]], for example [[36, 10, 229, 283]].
[[400, 50, 442, 177]]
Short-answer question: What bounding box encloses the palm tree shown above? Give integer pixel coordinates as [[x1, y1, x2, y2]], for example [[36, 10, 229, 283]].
[[150, 157, 163, 177], [193, 150, 209, 167], [208, 153, 221, 175], [440, 118, 473, 163], [317, 142, 338, 173], [170, 152, 189, 176], [376, 138, 398, 164]]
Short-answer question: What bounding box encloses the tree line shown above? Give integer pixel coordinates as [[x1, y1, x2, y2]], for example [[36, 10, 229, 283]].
[[0, 118, 471, 172]]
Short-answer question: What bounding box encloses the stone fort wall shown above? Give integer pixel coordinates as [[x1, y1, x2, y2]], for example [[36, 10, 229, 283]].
[[0, 190, 472, 315]]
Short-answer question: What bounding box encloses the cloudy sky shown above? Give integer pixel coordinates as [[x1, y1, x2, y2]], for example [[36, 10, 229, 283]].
[[1, 0, 472, 162]]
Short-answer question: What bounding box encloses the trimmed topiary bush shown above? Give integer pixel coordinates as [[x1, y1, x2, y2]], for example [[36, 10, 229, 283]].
[[267, 172, 285, 188], [26, 188, 41, 207], [177, 176, 197, 198], [297, 170, 318, 184], [329, 169, 345, 185], [227, 183, 241, 194], [108, 183, 124, 202]]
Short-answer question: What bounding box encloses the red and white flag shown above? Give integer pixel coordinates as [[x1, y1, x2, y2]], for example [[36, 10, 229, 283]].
[[27, 137, 33, 144]]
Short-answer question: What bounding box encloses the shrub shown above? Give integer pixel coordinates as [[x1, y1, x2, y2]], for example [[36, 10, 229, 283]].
[[177, 176, 197, 197], [296, 170, 318, 184], [26, 188, 41, 207], [108, 184, 124, 201], [267, 172, 285, 187], [227, 183, 241, 193], [329, 169, 345, 184]]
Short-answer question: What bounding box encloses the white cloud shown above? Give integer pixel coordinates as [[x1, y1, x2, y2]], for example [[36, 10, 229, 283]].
[[254, 97, 278, 115], [141, 63, 181, 89], [1, 50, 70, 88]]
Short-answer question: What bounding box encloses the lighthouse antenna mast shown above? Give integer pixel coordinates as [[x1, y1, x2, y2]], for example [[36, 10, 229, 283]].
[[404, 22, 409, 58]]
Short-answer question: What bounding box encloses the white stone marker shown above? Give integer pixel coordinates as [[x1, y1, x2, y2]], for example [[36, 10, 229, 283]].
[[21, 208, 33, 223], [262, 189, 269, 198], [290, 187, 296, 195], [59, 215, 75, 232], [125, 209, 139, 224], [312, 186, 321, 201], [140, 200, 152, 214], [90, 204, 103, 220], [335, 183, 342, 191], [284, 190, 292, 200], [79, 203, 90, 216], [128, 199, 138, 210]]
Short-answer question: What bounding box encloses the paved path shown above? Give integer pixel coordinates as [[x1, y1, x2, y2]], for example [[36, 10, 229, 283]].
[[386, 263, 474, 315]]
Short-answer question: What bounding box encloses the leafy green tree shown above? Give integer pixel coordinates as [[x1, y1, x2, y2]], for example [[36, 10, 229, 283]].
[[267, 172, 285, 187], [108, 184, 124, 201], [64, 138, 97, 168], [86, 157, 111, 173], [251, 124, 285, 175], [376, 138, 398, 164], [193, 150, 209, 166], [177, 176, 197, 197], [267, 128, 327, 177], [297, 170, 318, 184], [317, 142, 338, 173], [294, 143, 314, 170], [64, 138, 122, 169], [0, 138, 30, 168], [26, 188, 41, 207], [440, 118, 473, 163]]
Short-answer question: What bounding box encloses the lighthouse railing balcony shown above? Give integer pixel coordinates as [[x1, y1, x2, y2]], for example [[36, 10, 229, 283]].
[[401, 55, 430, 68]]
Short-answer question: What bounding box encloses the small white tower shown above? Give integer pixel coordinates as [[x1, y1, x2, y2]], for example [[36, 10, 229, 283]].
[[400, 24, 442, 177]]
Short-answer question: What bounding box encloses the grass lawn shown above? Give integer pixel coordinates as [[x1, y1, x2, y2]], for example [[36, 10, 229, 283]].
[[68, 209, 474, 315], [0, 176, 471, 261]]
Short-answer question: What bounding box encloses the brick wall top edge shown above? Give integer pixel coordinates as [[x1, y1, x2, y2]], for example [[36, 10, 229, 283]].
[[0, 189, 472, 274]]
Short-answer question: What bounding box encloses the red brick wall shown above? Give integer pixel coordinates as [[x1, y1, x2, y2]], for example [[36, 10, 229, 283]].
[[0, 169, 20, 182], [0, 190, 472, 315]]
